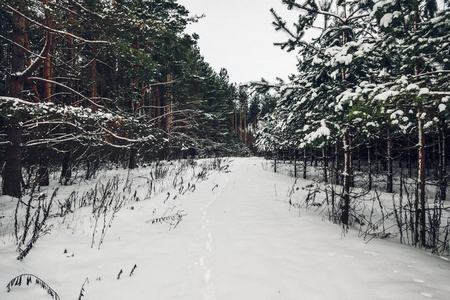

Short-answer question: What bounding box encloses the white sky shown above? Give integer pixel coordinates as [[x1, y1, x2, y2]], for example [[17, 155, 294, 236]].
[[178, 0, 300, 84]]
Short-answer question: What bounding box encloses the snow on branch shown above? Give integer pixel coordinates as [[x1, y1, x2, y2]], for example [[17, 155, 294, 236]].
[[28, 77, 106, 109]]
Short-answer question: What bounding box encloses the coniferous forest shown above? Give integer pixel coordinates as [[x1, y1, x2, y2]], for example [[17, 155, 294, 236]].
[[1, 0, 450, 270], [254, 0, 450, 251], [2, 1, 450, 299], [0, 0, 271, 199]]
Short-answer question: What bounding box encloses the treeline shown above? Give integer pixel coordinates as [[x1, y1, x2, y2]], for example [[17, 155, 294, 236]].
[[0, 0, 251, 198], [255, 0, 450, 249]]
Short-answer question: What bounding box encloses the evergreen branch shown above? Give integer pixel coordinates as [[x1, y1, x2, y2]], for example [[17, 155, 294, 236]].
[[286, 0, 345, 23]]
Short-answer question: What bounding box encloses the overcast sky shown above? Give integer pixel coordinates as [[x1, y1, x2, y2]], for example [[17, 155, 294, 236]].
[[178, 0, 300, 84]]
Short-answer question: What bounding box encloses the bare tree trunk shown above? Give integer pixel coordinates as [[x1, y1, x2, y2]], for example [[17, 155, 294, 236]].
[[334, 143, 340, 185], [416, 102, 426, 247], [3, 1, 27, 197], [274, 150, 277, 173], [244, 107, 247, 145], [303, 148, 307, 179], [341, 128, 352, 226], [60, 147, 72, 185], [294, 150, 297, 178], [37, 146, 50, 186], [128, 147, 138, 169], [2, 2, 51, 197], [322, 146, 328, 183], [3, 121, 23, 197], [438, 118, 447, 202], [239, 105, 242, 140], [387, 126, 393, 193], [91, 44, 97, 101], [368, 144, 372, 190]]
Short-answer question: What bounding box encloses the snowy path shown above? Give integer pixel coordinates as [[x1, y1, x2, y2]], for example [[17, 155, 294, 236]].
[[185, 158, 450, 300], [1, 157, 450, 300]]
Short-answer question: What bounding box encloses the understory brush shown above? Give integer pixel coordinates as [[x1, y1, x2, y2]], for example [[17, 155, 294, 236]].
[[276, 159, 450, 256], [3, 157, 231, 256], [2, 157, 231, 298]]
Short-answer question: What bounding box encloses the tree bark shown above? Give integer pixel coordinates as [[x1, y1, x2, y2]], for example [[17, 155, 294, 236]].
[[387, 126, 393, 193], [416, 102, 426, 247], [37, 146, 50, 186], [367, 144, 372, 190], [2, 1, 51, 197], [3, 120, 23, 197], [2, 1, 27, 197], [438, 118, 447, 202], [341, 128, 352, 226], [322, 146, 328, 183], [60, 148, 72, 185]]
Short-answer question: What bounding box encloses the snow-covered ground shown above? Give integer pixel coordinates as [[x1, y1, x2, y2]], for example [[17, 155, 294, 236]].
[[1, 157, 450, 299]]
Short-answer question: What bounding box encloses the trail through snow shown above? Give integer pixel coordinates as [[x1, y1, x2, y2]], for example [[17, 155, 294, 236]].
[[1, 157, 450, 299]]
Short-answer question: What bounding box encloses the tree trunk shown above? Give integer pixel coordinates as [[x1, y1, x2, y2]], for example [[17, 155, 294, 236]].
[[334, 143, 340, 185], [294, 150, 297, 178], [60, 148, 72, 185], [322, 146, 328, 183], [368, 144, 372, 190], [416, 102, 426, 247], [239, 105, 242, 140], [274, 150, 277, 173], [438, 118, 447, 202], [129, 147, 138, 169], [341, 128, 352, 226], [43, 0, 53, 102], [37, 146, 50, 186], [387, 126, 393, 193], [244, 107, 247, 145], [91, 44, 97, 102], [2, 1, 27, 197], [303, 148, 307, 179], [3, 120, 23, 197]]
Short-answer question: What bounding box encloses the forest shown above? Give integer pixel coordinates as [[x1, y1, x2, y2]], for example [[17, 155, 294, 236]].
[[1, 1, 450, 299], [1, 0, 450, 266], [254, 0, 450, 252], [0, 0, 277, 200]]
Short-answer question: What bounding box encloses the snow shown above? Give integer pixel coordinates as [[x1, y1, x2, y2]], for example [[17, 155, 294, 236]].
[[419, 88, 430, 96], [380, 13, 393, 27], [1, 157, 450, 299], [390, 109, 404, 119], [374, 90, 400, 101], [372, 0, 396, 16]]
